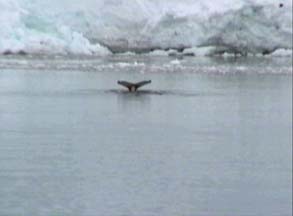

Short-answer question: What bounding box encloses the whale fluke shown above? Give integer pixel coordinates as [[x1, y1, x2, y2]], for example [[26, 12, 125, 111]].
[[117, 80, 151, 92]]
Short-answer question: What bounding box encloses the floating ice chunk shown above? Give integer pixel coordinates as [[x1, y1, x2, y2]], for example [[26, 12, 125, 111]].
[[183, 47, 216, 56], [271, 49, 292, 57], [170, 59, 181, 65], [148, 50, 169, 56], [117, 51, 136, 56]]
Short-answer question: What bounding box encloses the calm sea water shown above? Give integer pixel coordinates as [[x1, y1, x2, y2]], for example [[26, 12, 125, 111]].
[[0, 55, 292, 216]]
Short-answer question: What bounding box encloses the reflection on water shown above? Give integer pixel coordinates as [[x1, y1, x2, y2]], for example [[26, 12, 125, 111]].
[[0, 56, 292, 216], [0, 88, 223, 101], [106, 89, 223, 97], [115, 90, 151, 113]]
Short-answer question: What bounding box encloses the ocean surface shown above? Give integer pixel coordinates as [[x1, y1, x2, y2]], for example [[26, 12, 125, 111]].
[[0, 55, 292, 216]]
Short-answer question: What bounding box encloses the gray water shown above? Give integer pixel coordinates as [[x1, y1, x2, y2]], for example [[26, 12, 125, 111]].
[[0, 55, 292, 216]]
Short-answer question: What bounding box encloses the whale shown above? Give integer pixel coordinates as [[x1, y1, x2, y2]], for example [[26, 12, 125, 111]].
[[117, 80, 151, 92]]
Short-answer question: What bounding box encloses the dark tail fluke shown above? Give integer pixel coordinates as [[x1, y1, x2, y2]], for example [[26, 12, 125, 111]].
[[118, 80, 152, 92]]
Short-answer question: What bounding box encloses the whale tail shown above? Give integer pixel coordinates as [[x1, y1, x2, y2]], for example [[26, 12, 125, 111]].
[[118, 80, 151, 92]]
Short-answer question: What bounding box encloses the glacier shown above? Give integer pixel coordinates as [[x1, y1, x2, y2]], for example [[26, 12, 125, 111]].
[[0, 0, 292, 56]]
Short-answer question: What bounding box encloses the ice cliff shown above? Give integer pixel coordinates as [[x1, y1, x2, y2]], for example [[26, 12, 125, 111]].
[[0, 0, 292, 56]]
